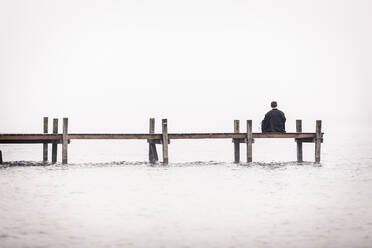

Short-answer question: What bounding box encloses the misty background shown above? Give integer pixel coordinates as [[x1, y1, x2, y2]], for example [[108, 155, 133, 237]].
[[1, 0, 371, 136], [1, 3, 372, 247]]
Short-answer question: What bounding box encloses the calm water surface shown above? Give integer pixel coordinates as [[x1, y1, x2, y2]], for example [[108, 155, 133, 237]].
[[0, 130, 371, 248]]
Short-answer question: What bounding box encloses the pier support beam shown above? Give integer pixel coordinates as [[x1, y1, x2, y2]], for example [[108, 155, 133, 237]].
[[149, 118, 159, 163], [52, 118, 58, 164], [162, 119, 169, 164], [246, 120, 253, 163], [43, 117, 48, 163], [62, 118, 68, 164], [296, 120, 303, 162], [233, 120, 240, 163], [315, 120, 322, 163], [0, 150, 3, 164]]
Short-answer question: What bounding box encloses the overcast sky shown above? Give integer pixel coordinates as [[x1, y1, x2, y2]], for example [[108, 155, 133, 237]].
[[1, 0, 371, 133]]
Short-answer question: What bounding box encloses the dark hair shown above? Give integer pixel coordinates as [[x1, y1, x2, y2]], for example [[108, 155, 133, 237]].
[[271, 101, 277, 108]]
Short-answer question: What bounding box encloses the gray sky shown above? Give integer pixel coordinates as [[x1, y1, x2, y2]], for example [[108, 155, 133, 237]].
[[1, 0, 371, 133]]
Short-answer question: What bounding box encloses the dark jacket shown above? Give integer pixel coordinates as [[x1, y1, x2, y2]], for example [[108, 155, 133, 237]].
[[261, 109, 286, 133]]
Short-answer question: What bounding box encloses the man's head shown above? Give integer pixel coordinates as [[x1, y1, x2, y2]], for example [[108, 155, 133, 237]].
[[271, 101, 277, 108]]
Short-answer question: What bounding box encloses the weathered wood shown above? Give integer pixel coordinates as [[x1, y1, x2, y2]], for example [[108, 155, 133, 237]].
[[67, 134, 162, 139], [296, 120, 303, 162], [162, 119, 169, 164], [169, 133, 317, 139], [43, 117, 48, 163], [0, 132, 319, 141], [246, 120, 253, 163], [315, 120, 322, 163], [149, 118, 155, 163], [52, 118, 58, 163], [233, 120, 240, 163], [149, 118, 158, 163], [147, 139, 162, 144], [232, 138, 255, 144], [295, 137, 323, 143], [0, 134, 62, 140], [153, 144, 158, 162], [152, 145, 159, 161], [0, 139, 64, 144], [0, 150, 3, 164], [62, 118, 68, 164], [0, 118, 324, 163]]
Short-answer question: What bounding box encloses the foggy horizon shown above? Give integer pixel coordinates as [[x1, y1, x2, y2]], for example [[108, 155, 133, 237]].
[[1, 0, 371, 133]]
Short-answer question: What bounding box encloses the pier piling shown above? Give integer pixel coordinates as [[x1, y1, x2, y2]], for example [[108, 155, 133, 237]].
[[246, 120, 253, 163], [43, 117, 48, 163], [233, 120, 240, 163], [62, 118, 68, 164], [52, 118, 58, 164], [0, 150, 2, 164], [315, 120, 322, 163], [162, 119, 169, 164], [149, 118, 159, 163], [296, 120, 303, 162]]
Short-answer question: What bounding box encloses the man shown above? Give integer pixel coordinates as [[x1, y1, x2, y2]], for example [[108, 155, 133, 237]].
[[261, 101, 286, 133]]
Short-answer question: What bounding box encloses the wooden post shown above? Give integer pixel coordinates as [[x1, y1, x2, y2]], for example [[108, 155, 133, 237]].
[[315, 120, 322, 163], [0, 150, 3, 164], [149, 118, 155, 163], [43, 117, 48, 163], [233, 120, 240, 163], [149, 118, 158, 163], [246, 120, 253, 163], [52, 118, 58, 164], [62, 118, 68, 164], [162, 119, 169, 164], [296, 119, 303, 162]]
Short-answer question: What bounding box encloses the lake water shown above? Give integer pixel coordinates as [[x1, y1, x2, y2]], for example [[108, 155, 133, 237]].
[[0, 129, 371, 248]]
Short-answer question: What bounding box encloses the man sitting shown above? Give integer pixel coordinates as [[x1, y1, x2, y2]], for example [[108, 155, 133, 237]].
[[261, 101, 286, 133]]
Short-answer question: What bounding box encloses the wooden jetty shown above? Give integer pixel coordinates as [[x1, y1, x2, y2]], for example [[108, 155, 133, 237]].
[[0, 118, 323, 164]]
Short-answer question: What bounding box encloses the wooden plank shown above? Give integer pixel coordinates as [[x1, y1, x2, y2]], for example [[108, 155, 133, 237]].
[[233, 120, 240, 163], [0, 133, 319, 140], [295, 137, 323, 143], [315, 120, 322, 163], [169, 133, 317, 139], [296, 120, 303, 162], [62, 118, 68, 164], [43, 117, 48, 163], [252, 133, 317, 139], [246, 120, 253, 163], [0, 134, 62, 140], [162, 119, 169, 164], [0, 140, 64, 144], [67, 134, 162, 139], [52, 118, 58, 164], [0, 132, 320, 141]]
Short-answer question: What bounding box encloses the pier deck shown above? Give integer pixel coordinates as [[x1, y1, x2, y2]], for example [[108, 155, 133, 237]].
[[0, 132, 317, 142], [0, 118, 323, 164]]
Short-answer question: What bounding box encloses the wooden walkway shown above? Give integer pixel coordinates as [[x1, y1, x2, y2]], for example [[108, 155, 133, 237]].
[[0, 118, 323, 164]]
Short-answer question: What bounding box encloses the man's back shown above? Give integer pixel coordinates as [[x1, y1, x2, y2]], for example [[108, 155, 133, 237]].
[[261, 109, 286, 133]]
